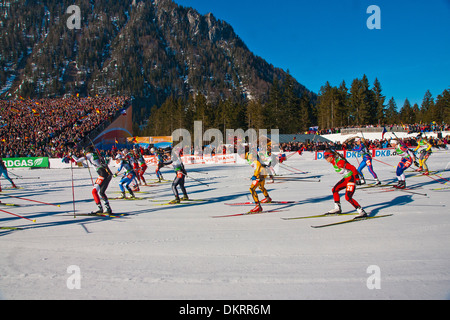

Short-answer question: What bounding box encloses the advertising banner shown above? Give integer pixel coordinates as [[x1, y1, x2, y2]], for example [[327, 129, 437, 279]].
[[149, 136, 173, 144], [142, 154, 236, 166], [3, 157, 49, 168], [315, 148, 396, 160]]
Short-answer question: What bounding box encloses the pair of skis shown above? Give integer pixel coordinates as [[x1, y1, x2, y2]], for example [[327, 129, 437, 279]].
[[368, 186, 427, 196], [216, 209, 392, 227], [0, 226, 22, 230], [110, 196, 145, 200], [150, 199, 208, 206], [212, 208, 286, 218], [220, 201, 392, 227], [224, 200, 301, 206], [62, 212, 129, 218], [360, 183, 428, 196], [133, 198, 208, 206], [0, 202, 20, 207], [212, 200, 299, 217], [283, 212, 393, 228], [358, 183, 392, 189]]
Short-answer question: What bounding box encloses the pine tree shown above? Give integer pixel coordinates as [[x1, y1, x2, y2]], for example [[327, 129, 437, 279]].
[[399, 99, 414, 124], [317, 81, 333, 129], [443, 89, 450, 124], [360, 75, 374, 124], [266, 77, 283, 129], [246, 100, 265, 130], [335, 81, 349, 127], [434, 89, 450, 124], [372, 78, 386, 125], [420, 90, 435, 124], [349, 78, 363, 125], [385, 97, 398, 123], [412, 103, 420, 123], [281, 73, 300, 133], [193, 93, 211, 129], [298, 93, 314, 132]]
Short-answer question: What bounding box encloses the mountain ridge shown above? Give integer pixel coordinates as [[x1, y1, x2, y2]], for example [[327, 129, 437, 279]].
[[0, 0, 316, 107]]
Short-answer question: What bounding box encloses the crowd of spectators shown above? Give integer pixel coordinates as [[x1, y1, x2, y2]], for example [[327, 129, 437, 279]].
[[0, 96, 130, 158], [309, 123, 450, 135], [402, 123, 450, 133], [294, 122, 449, 152], [281, 135, 449, 153]]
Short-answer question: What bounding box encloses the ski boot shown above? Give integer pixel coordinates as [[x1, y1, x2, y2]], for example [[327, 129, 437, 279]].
[[249, 203, 263, 213], [103, 203, 112, 214], [127, 187, 135, 199], [118, 192, 126, 199], [260, 196, 272, 203], [394, 181, 406, 189], [374, 179, 381, 185], [90, 203, 104, 215], [355, 207, 368, 218], [169, 197, 180, 204], [181, 195, 189, 201], [327, 202, 342, 214]]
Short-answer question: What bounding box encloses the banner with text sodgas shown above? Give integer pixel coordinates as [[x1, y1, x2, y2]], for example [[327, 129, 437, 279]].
[[3, 157, 49, 168]]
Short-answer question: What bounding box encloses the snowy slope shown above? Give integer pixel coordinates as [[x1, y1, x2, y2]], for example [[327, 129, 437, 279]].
[[1, 150, 449, 300]]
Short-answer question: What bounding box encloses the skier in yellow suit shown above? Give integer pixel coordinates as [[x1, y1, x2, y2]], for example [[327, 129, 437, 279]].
[[246, 152, 272, 213], [414, 134, 433, 175]]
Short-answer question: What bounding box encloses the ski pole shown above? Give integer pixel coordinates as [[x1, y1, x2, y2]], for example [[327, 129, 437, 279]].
[[280, 163, 298, 174], [281, 163, 307, 174], [276, 177, 321, 183], [188, 170, 209, 175], [429, 173, 450, 183], [0, 209, 36, 222], [397, 189, 428, 196], [8, 171, 23, 178], [70, 161, 76, 218], [279, 164, 298, 174], [419, 173, 448, 185], [372, 158, 395, 167], [2, 194, 61, 207], [187, 175, 209, 187], [286, 151, 298, 159], [83, 158, 94, 186]]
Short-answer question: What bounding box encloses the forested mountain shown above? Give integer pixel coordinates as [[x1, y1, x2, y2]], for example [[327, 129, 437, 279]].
[[0, 0, 315, 111]]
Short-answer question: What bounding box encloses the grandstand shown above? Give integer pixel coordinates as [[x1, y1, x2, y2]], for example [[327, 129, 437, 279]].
[[0, 96, 131, 158]]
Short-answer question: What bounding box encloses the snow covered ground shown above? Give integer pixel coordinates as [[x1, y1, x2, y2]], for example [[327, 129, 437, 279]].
[[1, 150, 449, 300]]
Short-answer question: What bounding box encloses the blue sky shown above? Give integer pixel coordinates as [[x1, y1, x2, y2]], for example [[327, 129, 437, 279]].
[[174, 0, 450, 108]]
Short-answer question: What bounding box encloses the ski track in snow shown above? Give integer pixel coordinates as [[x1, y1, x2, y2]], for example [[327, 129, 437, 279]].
[[1, 151, 450, 299]]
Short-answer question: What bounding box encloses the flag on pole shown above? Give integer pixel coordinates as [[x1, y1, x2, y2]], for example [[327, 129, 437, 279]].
[[381, 126, 387, 139]]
